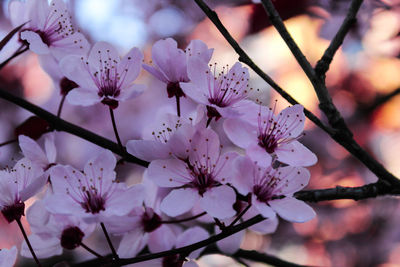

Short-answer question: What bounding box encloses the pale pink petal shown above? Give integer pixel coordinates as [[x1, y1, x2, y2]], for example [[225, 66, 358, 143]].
[[50, 165, 82, 194], [180, 82, 209, 105], [0, 246, 17, 267], [18, 135, 48, 168], [216, 227, 244, 255], [186, 39, 213, 63], [152, 38, 187, 82], [253, 197, 276, 219], [148, 159, 192, 187], [247, 207, 279, 234], [50, 32, 90, 60], [199, 185, 236, 219], [246, 144, 272, 167], [190, 128, 220, 167], [176, 226, 209, 259], [223, 118, 257, 148], [88, 42, 120, 70], [105, 184, 145, 216], [276, 141, 317, 166], [9, 1, 27, 27], [269, 197, 316, 223], [59, 55, 96, 89], [26, 200, 50, 228], [231, 156, 255, 195], [127, 140, 171, 161], [117, 84, 145, 101], [277, 167, 310, 195], [38, 54, 63, 81], [184, 261, 199, 267], [160, 188, 199, 217], [44, 193, 83, 216], [118, 47, 143, 88], [66, 87, 100, 106], [19, 167, 46, 202], [185, 56, 209, 88], [142, 64, 168, 83], [213, 151, 239, 184], [168, 124, 197, 159], [277, 104, 305, 138], [148, 225, 176, 253], [20, 30, 50, 55], [21, 235, 62, 259], [44, 133, 56, 164], [117, 230, 148, 258]]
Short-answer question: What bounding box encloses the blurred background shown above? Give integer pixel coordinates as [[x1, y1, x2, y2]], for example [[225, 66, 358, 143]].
[[0, 0, 400, 266]]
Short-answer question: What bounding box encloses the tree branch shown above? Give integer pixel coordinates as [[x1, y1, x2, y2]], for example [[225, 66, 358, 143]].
[[315, 0, 364, 78], [202, 245, 306, 267], [295, 181, 400, 202], [193, 0, 400, 187], [260, 0, 352, 134], [73, 215, 266, 267], [0, 88, 148, 167]]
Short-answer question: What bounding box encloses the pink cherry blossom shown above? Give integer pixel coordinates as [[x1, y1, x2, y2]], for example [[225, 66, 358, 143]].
[[126, 107, 205, 162], [143, 38, 213, 99], [18, 133, 56, 172], [0, 246, 17, 267], [44, 150, 144, 222], [233, 156, 315, 223], [0, 158, 45, 223], [21, 200, 95, 258], [224, 104, 317, 167], [148, 127, 238, 219], [180, 58, 254, 122], [61, 42, 145, 109], [9, 0, 89, 60]]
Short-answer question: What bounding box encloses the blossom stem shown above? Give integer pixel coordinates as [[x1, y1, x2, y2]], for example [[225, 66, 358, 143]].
[[0, 139, 16, 147], [57, 94, 66, 118], [0, 45, 29, 70], [109, 107, 124, 153], [161, 212, 207, 224], [100, 222, 119, 261], [175, 95, 181, 117], [228, 204, 252, 228], [16, 218, 42, 267], [80, 242, 104, 259]]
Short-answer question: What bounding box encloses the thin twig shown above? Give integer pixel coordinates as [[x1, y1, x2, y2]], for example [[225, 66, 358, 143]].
[[228, 203, 251, 227], [80, 242, 104, 259], [295, 180, 400, 202], [201, 245, 306, 267], [73, 215, 266, 267], [260, 0, 352, 134], [363, 87, 400, 113], [315, 0, 364, 78], [176, 95, 181, 117], [161, 212, 207, 224], [0, 139, 16, 147], [100, 222, 119, 261], [16, 218, 42, 267], [0, 88, 149, 167], [57, 94, 66, 118], [193, 0, 400, 187], [109, 107, 124, 153], [0, 46, 29, 70]]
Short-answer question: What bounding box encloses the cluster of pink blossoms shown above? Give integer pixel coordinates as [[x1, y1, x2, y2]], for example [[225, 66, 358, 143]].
[[0, 0, 317, 265]]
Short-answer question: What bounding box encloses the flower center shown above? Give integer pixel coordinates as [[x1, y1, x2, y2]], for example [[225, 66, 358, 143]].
[[141, 209, 162, 233], [258, 131, 279, 154], [61, 226, 84, 250], [187, 162, 219, 196], [167, 82, 185, 98], [80, 190, 105, 214], [1, 201, 25, 223]]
